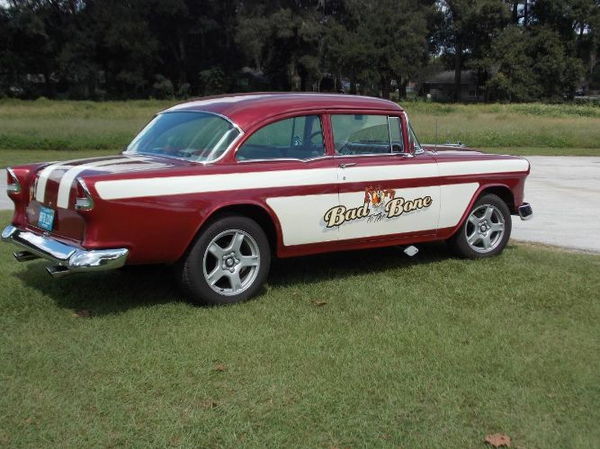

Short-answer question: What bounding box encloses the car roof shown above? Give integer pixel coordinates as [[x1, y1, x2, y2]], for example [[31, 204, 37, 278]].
[[164, 92, 403, 131]]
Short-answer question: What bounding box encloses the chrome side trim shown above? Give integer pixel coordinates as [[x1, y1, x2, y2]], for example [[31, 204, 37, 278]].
[[1, 225, 128, 277]]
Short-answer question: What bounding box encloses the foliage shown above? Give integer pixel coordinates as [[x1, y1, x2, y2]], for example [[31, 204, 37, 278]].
[[485, 26, 584, 101], [0, 0, 599, 101]]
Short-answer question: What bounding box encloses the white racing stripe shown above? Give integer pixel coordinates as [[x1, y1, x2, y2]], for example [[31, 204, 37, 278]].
[[56, 158, 136, 208], [95, 158, 529, 201], [438, 158, 529, 176], [35, 159, 80, 203]]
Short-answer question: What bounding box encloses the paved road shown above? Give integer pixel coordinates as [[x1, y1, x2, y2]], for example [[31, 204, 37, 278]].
[[512, 156, 600, 253], [0, 170, 11, 210], [1, 158, 599, 252]]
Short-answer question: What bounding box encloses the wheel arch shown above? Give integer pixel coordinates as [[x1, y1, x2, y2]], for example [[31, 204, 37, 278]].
[[478, 184, 516, 214], [449, 183, 515, 239], [183, 201, 282, 261]]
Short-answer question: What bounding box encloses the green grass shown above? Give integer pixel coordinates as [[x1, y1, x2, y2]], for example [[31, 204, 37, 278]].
[[0, 149, 117, 168], [1, 99, 600, 160], [1, 210, 599, 449], [408, 102, 600, 150]]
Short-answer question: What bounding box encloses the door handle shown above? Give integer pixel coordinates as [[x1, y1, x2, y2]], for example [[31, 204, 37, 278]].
[[339, 162, 357, 169]]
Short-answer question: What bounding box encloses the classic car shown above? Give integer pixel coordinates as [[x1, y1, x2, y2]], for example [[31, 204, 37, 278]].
[[2, 93, 533, 305]]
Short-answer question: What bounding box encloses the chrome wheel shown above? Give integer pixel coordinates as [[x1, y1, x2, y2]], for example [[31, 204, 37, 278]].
[[465, 204, 506, 254], [202, 229, 261, 296]]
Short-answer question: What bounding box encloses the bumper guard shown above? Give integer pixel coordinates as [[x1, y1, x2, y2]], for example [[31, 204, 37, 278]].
[[1, 225, 128, 278], [518, 202, 533, 221]]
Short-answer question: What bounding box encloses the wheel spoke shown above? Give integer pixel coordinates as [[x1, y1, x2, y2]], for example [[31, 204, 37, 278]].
[[240, 255, 259, 267], [228, 272, 243, 292], [468, 215, 479, 226], [481, 234, 492, 249], [208, 242, 224, 258], [467, 232, 480, 246], [484, 206, 494, 221], [206, 266, 225, 286], [490, 222, 505, 233], [229, 232, 245, 252]]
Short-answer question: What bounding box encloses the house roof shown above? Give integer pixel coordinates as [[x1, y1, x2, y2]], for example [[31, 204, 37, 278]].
[[164, 93, 403, 130]]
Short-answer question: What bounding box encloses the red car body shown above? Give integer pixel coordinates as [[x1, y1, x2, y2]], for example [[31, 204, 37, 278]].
[[3, 93, 532, 283]]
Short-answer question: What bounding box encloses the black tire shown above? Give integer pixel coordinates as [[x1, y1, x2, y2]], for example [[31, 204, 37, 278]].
[[447, 193, 512, 259], [179, 215, 271, 306]]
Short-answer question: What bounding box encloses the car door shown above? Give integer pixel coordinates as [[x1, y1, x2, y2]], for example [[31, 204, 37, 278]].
[[235, 114, 340, 247], [328, 112, 441, 242]]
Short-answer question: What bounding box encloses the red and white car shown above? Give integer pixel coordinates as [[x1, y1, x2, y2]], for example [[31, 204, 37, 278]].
[[3, 93, 533, 305]]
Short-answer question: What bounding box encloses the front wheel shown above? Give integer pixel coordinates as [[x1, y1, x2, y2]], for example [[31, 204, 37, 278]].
[[447, 193, 512, 259], [179, 215, 271, 306]]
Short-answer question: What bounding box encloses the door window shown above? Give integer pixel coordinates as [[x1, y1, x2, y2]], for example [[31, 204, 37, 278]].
[[237, 115, 324, 161], [331, 114, 404, 155]]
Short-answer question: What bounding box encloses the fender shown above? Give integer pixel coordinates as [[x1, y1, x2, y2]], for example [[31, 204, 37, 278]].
[[443, 181, 516, 240], [182, 198, 285, 260]]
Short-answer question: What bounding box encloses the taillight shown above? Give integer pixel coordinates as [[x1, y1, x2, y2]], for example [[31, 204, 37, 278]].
[[74, 178, 94, 211], [6, 168, 21, 194]]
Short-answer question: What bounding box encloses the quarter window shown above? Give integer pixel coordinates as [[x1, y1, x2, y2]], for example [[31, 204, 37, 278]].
[[331, 114, 404, 155], [237, 115, 325, 161]]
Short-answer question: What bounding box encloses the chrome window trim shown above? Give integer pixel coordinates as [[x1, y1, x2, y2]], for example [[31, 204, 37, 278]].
[[237, 155, 334, 164], [407, 120, 424, 155], [124, 110, 245, 165], [235, 114, 327, 163], [331, 114, 406, 157]]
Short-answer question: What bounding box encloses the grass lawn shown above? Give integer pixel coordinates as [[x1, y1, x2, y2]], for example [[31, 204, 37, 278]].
[[1, 209, 599, 448], [1, 146, 597, 169], [1, 99, 600, 162]]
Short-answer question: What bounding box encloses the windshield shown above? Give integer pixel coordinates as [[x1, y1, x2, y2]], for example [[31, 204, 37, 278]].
[[126, 112, 240, 162]]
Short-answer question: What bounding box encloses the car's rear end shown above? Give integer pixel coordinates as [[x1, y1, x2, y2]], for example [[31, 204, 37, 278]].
[[3, 158, 132, 277]]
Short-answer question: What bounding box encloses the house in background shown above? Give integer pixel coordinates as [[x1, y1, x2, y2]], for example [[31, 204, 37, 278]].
[[422, 70, 484, 102]]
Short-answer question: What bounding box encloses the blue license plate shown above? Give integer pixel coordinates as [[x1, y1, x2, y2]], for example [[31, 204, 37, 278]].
[[38, 206, 55, 232]]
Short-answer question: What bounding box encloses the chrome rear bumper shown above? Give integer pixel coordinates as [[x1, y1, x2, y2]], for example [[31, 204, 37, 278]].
[[1, 225, 128, 278]]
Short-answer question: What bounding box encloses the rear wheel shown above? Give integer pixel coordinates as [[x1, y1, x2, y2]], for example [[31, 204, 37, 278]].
[[447, 193, 511, 259], [179, 215, 271, 306]]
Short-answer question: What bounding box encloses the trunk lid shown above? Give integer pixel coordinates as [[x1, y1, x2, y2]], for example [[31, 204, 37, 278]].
[[26, 154, 184, 241]]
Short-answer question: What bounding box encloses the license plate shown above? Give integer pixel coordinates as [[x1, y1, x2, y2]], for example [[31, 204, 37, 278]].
[[38, 206, 55, 232]]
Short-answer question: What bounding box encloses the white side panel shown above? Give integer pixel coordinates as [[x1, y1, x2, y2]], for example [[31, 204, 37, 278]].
[[94, 159, 529, 201], [266, 194, 340, 246], [342, 162, 440, 183], [96, 168, 339, 200], [268, 183, 480, 247], [438, 183, 480, 228], [438, 159, 529, 176], [337, 186, 441, 240]]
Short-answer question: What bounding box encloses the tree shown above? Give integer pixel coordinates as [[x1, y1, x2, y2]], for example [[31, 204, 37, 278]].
[[437, 0, 509, 101], [485, 25, 584, 101], [324, 0, 432, 98]]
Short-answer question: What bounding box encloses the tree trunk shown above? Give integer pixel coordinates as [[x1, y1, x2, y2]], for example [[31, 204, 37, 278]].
[[399, 78, 408, 99], [454, 40, 463, 102], [512, 1, 519, 24], [523, 0, 529, 27], [381, 76, 390, 99]]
